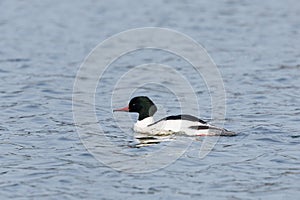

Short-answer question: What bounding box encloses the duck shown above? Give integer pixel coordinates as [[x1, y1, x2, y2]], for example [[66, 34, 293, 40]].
[[113, 96, 235, 136]]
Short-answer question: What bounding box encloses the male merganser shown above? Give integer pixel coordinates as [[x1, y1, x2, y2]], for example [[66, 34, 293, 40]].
[[113, 96, 235, 136]]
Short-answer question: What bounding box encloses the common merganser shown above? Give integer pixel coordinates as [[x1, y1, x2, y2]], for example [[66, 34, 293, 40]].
[[113, 96, 235, 136]]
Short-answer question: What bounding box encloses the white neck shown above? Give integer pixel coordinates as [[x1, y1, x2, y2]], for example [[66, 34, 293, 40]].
[[133, 117, 154, 132]]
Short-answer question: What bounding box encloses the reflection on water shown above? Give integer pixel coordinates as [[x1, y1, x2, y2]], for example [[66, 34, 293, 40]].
[[131, 134, 176, 148], [1, 0, 300, 199]]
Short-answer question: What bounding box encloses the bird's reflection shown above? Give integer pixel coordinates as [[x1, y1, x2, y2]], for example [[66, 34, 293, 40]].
[[130, 133, 176, 148]]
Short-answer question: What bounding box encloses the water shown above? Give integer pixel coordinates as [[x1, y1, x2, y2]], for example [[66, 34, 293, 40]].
[[1, 0, 300, 199]]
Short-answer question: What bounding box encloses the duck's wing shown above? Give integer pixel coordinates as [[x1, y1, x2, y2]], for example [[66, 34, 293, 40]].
[[148, 114, 207, 126]]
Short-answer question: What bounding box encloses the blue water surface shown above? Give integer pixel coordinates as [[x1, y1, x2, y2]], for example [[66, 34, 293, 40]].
[[0, 0, 300, 199]]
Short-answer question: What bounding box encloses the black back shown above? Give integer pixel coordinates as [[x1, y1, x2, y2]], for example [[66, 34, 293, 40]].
[[149, 114, 207, 126]]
